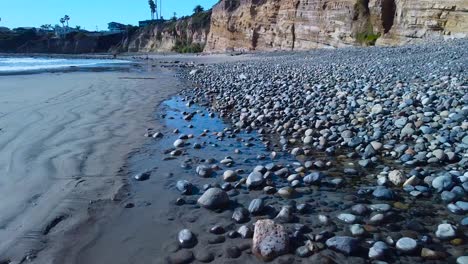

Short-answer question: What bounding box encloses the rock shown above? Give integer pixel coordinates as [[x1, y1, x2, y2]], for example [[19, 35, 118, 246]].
[[395, 117, 408, 128], [195, 251, 214, 263], [435, 223, 456, 240], [370, 141, 383, 151], [448, 203, 464, 214], [296, 246, 311, 257], [275, 206, 293, 223], [349, 224, 365, 236], [371, 104, 383, 114], [304, 171, 325, 185], [196, 165, 213, 178], [369, 241, 388, 259], [133, 171, 150, 181], [197, 188, 230, 210], [396, 237, 417, 252], [432, 149, 447, 161], [456, 201, 468, 212], [337, 213, 357, 224], [225, 246, 241, 258], [223, 170, 237, 182], [363, 144, 377, 158], [174, 139, 185, 148], [210, 225, 225, 234], [168, 249, 194, 264], [189, 69, 201, 75], [388, 170, 406, 186], [403, 175, 420, 186], [277, 187, 295, 199], [372, 186, 395, 200], [325, 236, 359, 255], [351, 204, 369, 215], [369, 203, 391, 212], [421, 248, 445, 260], [457, 256, 468, 264], [238, 225, 253, 238], [441, 191, 456, 203], [248, 198, 264, 215], [252, 219, 289, 261], [176, 180, 193, 195], [461, 217, 468, 226], [432, 175, 453, 192], [246, 171, 264, 188], [232, 207, 250, 223], [178, 229, 196, 248]]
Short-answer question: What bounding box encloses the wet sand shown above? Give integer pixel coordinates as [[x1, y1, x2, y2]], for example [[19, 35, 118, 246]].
[[0, 66, 183, 262]]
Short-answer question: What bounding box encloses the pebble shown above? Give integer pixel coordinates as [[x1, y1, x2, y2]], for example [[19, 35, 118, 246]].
[[178, 229, 196, 248], [325, 236, 359, 255], [396, 237, 417, 252], [176, 180, 193, 195], [168, 250, 194, 264], [196, 165, 213, 178], [197, 188, 230, 210], [435, 223, 456, 240], [372, 187, 395, 200], [349, 224, 365, 236], [337, 213, 357, 224], [248, 198, 264, 215], [369, 241, 389, 259], [232, 207, 249, 223], [173, 139, 185, 148], [134, 171, 150, 181], [246, 171, 264, 188], [388, 170, 406, 186], [457, 256, 468, 264], [432, 175, 453, 192], [223, 170, 237, 182]]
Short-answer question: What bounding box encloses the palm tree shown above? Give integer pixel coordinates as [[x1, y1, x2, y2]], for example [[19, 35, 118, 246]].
[[60, 17, 65, 28], [40, 24, 52, 31], [64, 15, 70, 28], [148, 0, 157, 20], [193, 5, 204, 14]]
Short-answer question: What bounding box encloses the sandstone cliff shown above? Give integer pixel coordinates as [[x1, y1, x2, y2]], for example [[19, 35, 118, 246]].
[[117, 11, 211, 53], [205, 0, 468, 51]]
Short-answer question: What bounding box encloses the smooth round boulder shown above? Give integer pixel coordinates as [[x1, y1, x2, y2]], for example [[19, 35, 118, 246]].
[[197, 188, 230, 210], [246, 171, 264, 188], [178, 229, 196, 248]]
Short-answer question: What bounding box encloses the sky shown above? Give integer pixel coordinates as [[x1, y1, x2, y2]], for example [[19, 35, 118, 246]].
[[0, 0, 219, 31]]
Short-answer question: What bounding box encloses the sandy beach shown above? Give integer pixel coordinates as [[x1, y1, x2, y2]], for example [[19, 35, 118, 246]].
[[0, 65, 183, 262]]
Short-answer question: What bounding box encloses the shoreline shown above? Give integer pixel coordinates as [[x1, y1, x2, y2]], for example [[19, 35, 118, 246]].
[[0, 41, 466, 263], [0, 64, 184, 262]]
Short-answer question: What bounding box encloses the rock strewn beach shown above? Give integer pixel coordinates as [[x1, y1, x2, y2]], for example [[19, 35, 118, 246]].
[[35, 41, 467, 264], [175, 40, 467, 262]]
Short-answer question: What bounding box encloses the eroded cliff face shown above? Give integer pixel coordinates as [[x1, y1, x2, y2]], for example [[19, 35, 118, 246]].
[[205, 0, 468, 51], [118, 12, 211, 53]]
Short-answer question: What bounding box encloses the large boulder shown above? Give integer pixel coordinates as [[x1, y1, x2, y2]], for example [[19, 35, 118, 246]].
[[252, 219, 289, 261], [197, 188, 230, 210]]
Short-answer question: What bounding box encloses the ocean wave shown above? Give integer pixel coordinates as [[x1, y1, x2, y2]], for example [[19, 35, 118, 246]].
[[0, 57, 130, 73]]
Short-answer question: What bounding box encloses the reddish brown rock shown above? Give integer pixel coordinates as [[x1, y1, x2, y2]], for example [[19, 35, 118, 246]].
[[252, 219, 290, 261]]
